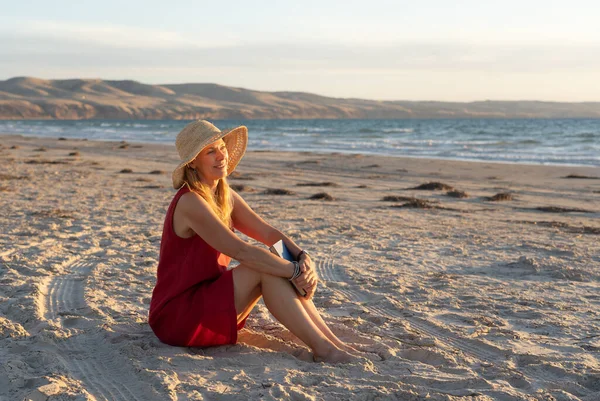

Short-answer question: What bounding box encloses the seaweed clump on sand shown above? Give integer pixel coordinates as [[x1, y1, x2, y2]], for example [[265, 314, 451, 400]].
[[309, 192, 335, 201], [382, 195, 416, 202], [263, 188, 296, 195], [230, 184, 255, 193], [297, 160, 321, 165], [409, 182, 454, 191], [563, 174, 600, 179], [485, 193, 513, 201], [515, 220, 600, 235], [446, 190, 469, 198], [25, 159, 70, 165], [296, 182, 339, 187], [535, 206, 593, 213], [119, 168, 134, 174], [149, 170, 165, 175], [391, 199, 438, 209]]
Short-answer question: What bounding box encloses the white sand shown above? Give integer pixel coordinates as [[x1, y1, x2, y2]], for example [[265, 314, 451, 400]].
[[1, 134, 599, 401]]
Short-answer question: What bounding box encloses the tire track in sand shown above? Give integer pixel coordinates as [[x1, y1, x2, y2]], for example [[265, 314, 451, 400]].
[[316, 239, 508, 363], [43, 256, 162, 401], [316, 238, 576, 387]]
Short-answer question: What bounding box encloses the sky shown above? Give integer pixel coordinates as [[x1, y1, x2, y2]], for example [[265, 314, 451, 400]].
[[1, 0, 599, 101]]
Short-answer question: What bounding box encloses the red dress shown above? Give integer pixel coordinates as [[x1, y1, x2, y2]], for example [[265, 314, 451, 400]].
[[149, 186, 247, 347]]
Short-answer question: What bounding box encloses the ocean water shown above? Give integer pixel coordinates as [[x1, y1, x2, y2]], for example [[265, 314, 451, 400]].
[[1, 119, 598, 167]]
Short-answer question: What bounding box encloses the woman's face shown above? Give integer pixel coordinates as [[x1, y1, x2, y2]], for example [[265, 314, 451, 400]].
[[190, 139, 228, 183]]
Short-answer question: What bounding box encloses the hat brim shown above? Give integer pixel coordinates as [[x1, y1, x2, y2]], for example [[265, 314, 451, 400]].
[[172, 125, 248, 189]]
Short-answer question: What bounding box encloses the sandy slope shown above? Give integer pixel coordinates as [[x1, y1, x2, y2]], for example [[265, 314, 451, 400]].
[[1, 134, 599, 400], [2, 77, 600, 119]]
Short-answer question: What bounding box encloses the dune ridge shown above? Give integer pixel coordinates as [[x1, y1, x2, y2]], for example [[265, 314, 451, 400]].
[[2, 77, 600, 119]]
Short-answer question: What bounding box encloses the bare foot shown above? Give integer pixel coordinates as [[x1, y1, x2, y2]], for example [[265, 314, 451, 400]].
[[313, 347, 359, 364], [352, 343, 381, 354], [338, 343, 382, 361], [339, 343, 360, 355]]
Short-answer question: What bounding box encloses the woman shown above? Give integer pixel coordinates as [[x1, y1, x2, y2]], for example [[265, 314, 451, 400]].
[[149, 120, 357, 363]]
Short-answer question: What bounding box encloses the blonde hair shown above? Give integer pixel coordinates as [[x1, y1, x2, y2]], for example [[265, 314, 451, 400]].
[[184, 166, 234, 227]]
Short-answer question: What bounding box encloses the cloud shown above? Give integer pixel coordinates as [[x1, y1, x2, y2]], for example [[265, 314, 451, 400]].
[[0, 18, 239, 49], [1, 30, 599, 74]]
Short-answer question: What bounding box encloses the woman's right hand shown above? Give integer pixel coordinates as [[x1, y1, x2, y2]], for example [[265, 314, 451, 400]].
[[293, 268, 318, 299], [304, 278, 318, 299]]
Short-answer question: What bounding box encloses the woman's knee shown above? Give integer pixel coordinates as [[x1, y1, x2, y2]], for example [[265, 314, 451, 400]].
[[233, 265, 262, 287], [259, 271, 290, 286], [233, 265, 286, 287], [232, 265, 263, 315]]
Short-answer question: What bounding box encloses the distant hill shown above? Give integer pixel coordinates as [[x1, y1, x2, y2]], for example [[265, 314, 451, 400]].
[[1, 77, 600, 119]]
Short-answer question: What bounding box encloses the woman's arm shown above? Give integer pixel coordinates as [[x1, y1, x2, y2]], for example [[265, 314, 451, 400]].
[[231, 190, 303, 258], [179, 191, 295, 278]]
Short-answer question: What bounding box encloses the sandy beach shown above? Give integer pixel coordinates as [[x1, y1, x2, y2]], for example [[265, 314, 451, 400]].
[[1, 133, 599, 401]]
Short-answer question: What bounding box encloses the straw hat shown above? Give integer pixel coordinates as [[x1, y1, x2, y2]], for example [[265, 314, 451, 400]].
[[172, 120, 248, 189]]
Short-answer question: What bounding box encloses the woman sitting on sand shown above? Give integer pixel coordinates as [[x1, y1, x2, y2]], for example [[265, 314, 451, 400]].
[[148, 120, 357, 363]]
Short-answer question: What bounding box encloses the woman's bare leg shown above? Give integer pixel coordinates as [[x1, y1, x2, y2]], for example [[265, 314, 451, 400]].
[[232, 265, 263, 325], [232, 265, 356, 363], [259, 273, 355, 362], [298, 297, 357, 353]]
